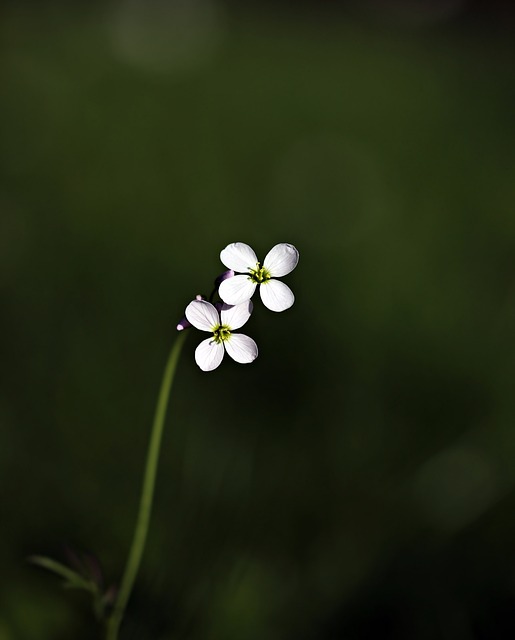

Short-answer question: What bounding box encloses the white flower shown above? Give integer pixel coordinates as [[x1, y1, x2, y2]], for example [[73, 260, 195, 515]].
[[218, 242, 299, 312], [185, 299, 258, 372]]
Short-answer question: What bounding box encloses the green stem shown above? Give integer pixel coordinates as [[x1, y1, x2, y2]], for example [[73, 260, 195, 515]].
[[106, 331, 187, 640]]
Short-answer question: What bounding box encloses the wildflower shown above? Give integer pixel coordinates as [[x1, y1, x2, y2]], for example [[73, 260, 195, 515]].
[[218, 242, 299, 312], [185, 299, 258, 371]]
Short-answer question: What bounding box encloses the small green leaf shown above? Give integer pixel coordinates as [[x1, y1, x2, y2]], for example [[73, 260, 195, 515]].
[[28, 555, 96, 593]]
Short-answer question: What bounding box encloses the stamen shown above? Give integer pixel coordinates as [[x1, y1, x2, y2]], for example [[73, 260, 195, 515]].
[[212, 324, 231, 343], [249, 262, 271, 284]]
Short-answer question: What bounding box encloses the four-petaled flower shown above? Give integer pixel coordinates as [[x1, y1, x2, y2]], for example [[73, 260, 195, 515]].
[[218, 242, 299, 312], [185, 299, 258, 371]]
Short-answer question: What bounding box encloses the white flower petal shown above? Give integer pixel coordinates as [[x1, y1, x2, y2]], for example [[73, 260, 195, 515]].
[[219, 275, 256, 305], [195, 338, 225, 371], [263, 243, 299, 277], [185, 300, 219, 332], [224, 333, 258, 364], [220, 242, 258, 273], [220, 301, 253, 330], [259, 279, 295, 312]]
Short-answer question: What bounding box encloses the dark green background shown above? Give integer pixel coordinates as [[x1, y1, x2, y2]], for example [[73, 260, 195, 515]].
[[2, 2, 515, 638]]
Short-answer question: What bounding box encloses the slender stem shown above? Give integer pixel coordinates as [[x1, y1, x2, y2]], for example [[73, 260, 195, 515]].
[[106, 331, 187, 640]]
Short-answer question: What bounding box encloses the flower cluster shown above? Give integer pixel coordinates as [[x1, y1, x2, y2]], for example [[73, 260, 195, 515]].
[[179, 242, 299, 371]]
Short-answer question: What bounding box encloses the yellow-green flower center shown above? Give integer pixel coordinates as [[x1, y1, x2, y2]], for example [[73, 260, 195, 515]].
[[212, 324, 231, 344], [249, 263, 271, 284]]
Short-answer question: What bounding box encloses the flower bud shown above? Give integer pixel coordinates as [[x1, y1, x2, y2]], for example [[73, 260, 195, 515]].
[[214, 269, 234, 288]]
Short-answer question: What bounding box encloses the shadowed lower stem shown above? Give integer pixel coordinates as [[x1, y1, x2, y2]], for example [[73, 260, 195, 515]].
[[106, 331, 187, 640]]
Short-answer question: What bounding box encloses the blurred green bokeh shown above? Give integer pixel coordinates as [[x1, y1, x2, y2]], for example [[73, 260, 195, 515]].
[[2, 2, 515, 638]]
